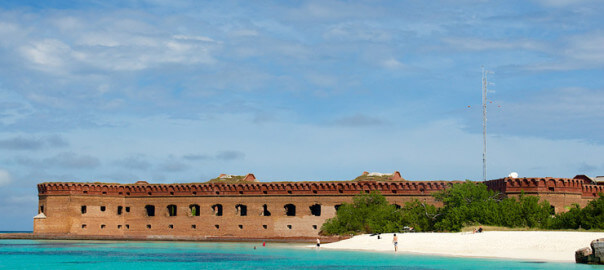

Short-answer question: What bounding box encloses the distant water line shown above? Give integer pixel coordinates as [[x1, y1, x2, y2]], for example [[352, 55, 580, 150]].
[[0, 239, 593, 269]]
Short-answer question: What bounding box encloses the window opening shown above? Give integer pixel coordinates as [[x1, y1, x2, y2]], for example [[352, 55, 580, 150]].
[[117, 206, 123, 215], [284, 204, 296, 216], [147, 224, 151, 229], [287, 225, 292, 229], [81, 224, 87, 229], [169, 224, 174, 229], [261, 204, 271, 216], [125, 206, 130, 212], [211, 204, 223, 216], [190, 204, 200, 216], [235, 204, 247, 216], [167, 205, 177, 216], [191, 224, 197, 229], [81, 205, 87, 214], [145, 205, 155, 217], [334, 204, 342, 211], [100, 224, 106, 229], [100, 206, 106, 212], [309, 204, 321, 216]]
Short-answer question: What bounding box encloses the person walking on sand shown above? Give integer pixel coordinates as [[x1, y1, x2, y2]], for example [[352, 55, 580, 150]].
[[392, 234, 398, 252], [316, 238, 321, 249]]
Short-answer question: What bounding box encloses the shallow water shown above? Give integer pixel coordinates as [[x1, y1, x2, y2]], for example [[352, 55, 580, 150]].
[[0, 239, 598, 269]]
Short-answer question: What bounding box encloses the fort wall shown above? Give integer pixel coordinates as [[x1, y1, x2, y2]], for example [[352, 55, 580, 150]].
[[34, 176, 603, 239]]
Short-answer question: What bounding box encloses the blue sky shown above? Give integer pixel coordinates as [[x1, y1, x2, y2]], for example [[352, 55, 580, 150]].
[[1, 0, 603, 230]]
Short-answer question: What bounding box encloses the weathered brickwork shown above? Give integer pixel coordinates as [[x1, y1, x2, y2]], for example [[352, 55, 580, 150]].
[[34, 176, 603, 239]]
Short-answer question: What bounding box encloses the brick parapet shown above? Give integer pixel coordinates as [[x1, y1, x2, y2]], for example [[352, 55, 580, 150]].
[[38, 180, 456, 197], [483, 177, 602, 197]]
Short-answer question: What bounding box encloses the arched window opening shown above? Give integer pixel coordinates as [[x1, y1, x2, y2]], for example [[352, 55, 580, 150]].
[[212, 204, 223, 216], [284, 204, 296, 216], [309, 204, 321, 216], [189, 204, 200, 216], [145, 205, 155, 217], [334, 204, 342, 211], [261, 204, 271, 216], [235, 204, 248, 216], [167, 205, 177, 216]]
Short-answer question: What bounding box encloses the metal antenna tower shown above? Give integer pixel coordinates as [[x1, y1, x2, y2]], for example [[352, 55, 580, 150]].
[[481, 67, 489, 182]]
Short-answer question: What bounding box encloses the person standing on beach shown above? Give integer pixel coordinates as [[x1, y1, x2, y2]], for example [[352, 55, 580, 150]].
[[316, 238, 321, 249], [392, 234, 398, 252]]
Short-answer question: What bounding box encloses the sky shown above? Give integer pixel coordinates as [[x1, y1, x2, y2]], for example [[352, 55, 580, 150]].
[[1, 0, 603, 230]]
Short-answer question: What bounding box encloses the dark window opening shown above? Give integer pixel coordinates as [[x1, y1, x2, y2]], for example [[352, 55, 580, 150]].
[[238, 224, 243, 229], [126, 192, 130, 196], [392, 190, 397, 194], [284, 204, 296, 216], [119, 192, 123, 195], [287, 225, 292, 229], [83, 191, 88, 194], [81, 224, 86, 229], [145, 205, 155, 217], [100, 224, 106, 229], [125, 224, 130, 229], [334, 204, 342, 211], [125, 207, 130, 212], [235, 204, 247, 216], [287, 190, 292, 194], [100, 206, 106, 212], [190, 204, 200, 216], [212, 204, 223, 216], [191, 224, 196, 229], [147, 224, 151, 229], [102, 191, 107, 195], [261, 204, 271, 216], [312, 190, 317, 194], [310, 204, 321, 216], [118, 225, 122, 229], [550, 205, 556, 215], [312, 225, 318, 230], [40, 205, 44, 214], [81, 205, 87, 214], [263, 191, 267, 194], [393, 204, 401, 209], [167, 205, 177, 216], [170, 192, 174, 195], [192, 191, 197, 195], [169, 224, 174, 229], [215, 191, 220, 195], [215, 224, 220, 229], [117, 206, 123, 215], [148, 192, 152, 196], [338, 189, 343, 194], [239, 191, 243, 195], [263, 225, 268, 229], [548, 187, 555, 192]]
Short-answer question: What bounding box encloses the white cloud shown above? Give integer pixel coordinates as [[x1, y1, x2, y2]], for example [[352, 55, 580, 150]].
[[0, 169, 12, 186]]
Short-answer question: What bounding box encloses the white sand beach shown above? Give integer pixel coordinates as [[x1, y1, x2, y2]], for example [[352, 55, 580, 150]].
[[321, 231, 604, 262]]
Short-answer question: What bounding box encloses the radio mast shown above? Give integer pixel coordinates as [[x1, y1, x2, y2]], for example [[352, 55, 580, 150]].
[[481, 67, 488, 182]]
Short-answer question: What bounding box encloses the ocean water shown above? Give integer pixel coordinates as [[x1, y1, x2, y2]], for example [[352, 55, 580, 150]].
[[0, 239, 598, 270]]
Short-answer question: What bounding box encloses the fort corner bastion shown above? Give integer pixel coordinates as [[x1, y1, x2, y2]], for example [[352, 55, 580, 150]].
[[33, 172, 604, 240]]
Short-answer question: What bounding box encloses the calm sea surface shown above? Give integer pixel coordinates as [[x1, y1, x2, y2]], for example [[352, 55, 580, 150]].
[[0, 238, 599, 269]]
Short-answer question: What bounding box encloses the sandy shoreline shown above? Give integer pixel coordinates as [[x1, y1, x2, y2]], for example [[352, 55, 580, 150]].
[[321, 231, 604, 262]]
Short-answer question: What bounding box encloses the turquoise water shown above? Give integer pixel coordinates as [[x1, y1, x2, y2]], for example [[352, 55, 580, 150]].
[[0, 239, 599, 269]]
